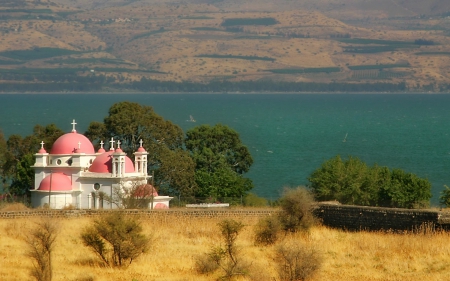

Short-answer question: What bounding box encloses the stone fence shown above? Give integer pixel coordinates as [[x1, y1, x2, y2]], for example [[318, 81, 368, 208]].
[[0, 208, 275, 220], [2, 204, 450, 232], [313, 203, 450, 231]]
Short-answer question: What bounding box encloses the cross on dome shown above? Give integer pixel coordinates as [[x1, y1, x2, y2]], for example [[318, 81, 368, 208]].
[[71, 119, 77, 132], [139, 139, 143, 147], [40, 141, 45, 149], [117, 140, 121, 149], [99, 140, 104, 149], [109, 137, 115, 151]]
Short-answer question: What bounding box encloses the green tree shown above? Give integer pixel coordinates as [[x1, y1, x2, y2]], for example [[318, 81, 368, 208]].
[[185, 124, 254, 198], [439, 185, 450, 208], [308, 155, 431, 208], [2, 124, 63, 197], [85, 101, 197, 197]]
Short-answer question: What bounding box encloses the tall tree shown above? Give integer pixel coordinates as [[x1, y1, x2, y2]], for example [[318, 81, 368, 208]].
[[1, 124, 64, 197], [85, 101, 197, 196], [185, 124, 254, 198]]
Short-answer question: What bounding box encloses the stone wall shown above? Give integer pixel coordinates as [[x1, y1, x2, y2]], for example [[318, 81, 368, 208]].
[[313, 203, 450, 231], [0, 208, 276, 220], [2, 205, 450, 232]]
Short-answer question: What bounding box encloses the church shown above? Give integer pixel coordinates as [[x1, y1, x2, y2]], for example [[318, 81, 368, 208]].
[[30, 120, 172, 209]]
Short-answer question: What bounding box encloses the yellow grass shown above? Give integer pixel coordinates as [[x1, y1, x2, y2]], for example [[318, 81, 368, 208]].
[[1, 211, 450, 281]]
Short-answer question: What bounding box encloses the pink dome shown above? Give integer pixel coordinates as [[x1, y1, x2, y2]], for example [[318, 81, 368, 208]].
[[97, 147, 106, 153], [51, 132, 95, 154], [38, 148, 47, 154], [89, 151, 135, 173], [133, 184, 158, 198], [137, 146, 146, 152], [38, 173, 72, 191], [154, 203, 168, 209]]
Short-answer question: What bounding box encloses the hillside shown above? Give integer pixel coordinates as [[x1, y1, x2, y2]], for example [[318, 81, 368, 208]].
[[0, 0, 450, 91]]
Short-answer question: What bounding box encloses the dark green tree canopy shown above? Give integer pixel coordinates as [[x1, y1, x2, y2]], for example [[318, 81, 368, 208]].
[[308, 155, 431, 209], [185, 124, 253, 174], [85, 101, 197, 196], [185, 124, 254, 198], [1, 124, 64, 196]]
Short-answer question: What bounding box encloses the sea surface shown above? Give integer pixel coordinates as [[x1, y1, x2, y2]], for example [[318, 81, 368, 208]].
[[1, 93, 449, 205]]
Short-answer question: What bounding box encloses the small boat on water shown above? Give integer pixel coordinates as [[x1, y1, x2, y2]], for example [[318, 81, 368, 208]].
[[187, 115, 196, 122]]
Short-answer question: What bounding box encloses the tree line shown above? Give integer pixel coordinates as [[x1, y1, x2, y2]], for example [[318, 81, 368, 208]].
[[0, 102, 436, 209], [0, 101, 254, 201], [0, 78, 408, 92]]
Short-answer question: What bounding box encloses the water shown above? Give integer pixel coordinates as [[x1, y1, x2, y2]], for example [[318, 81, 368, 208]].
[[1, 93, 449, 205]]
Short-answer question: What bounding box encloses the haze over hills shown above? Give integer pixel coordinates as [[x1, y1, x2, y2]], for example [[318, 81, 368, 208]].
[[0, 0, 450, 91]]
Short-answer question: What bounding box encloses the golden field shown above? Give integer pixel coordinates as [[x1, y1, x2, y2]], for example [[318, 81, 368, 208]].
[[2, 208, 450, 281], [1, 0, 450, 89]]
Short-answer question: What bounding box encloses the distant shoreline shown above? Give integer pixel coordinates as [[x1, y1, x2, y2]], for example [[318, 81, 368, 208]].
[[0, 91, 445, 95]]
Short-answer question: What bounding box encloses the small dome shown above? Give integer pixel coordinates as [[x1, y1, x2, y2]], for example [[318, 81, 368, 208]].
[[89, 151, 135, 173], [38, 148, 47, 154], [133, 184, 158, 198], [51, 132, 95, 154], [115, 147, 123, 153], [154, 203, 168, 209], [97, 147, 106, 153], [137, 146, 146, 152], [38, 173, 72, 191]]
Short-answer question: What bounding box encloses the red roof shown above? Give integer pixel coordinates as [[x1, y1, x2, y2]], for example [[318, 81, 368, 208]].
[[133, 184, 158, 198], [89, 151, 135, 173], [51, 132, 95, 154], [38, 173, 72, 191]]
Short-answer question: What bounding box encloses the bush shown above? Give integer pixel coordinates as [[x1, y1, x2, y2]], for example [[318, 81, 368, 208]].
[[278, 187, 316, 233], [195, 219, 249, 280], [254, 215, 281, 245], [81, 212, 150, 267], [243, 193, 268, 207], [276, 240, 322, 281], [26, 219, 58, 281]]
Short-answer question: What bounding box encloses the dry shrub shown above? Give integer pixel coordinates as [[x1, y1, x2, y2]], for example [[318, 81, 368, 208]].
[[81, 212, 150, 267], [26, 219, 59, 281], [0, 202, 29, 211], [195, 219, 250, 280], [62, 204, 77, 210], [195, 252, 220, 274], [254, 215, 281, 246], [276, 239, 322, 281], [279, 187, 316, 233]]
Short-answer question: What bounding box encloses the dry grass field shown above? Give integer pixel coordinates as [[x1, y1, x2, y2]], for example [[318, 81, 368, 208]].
[[1, 0, 450, 89], [2, 208, 450, 281]]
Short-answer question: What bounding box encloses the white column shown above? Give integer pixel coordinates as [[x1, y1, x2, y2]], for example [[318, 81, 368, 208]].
[[87, 193, 91, 209]]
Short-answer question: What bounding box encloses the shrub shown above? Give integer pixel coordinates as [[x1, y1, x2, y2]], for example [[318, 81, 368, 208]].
[[276, 240, 322, 281], [278, 187, 316, 233], [81, 212, 150, 267], [26, 219, 58, 281], [243, 192, 268, 207], [195, 219, 249, 280], [254, 215, 281, 245]]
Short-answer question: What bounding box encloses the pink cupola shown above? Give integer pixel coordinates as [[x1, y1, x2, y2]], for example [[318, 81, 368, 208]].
[[51, 120, 95, 154], [134, 139, 148, 175]]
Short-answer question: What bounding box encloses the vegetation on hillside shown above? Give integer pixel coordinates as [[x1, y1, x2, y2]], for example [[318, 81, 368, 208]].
[[0, 0, 450, 91]]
